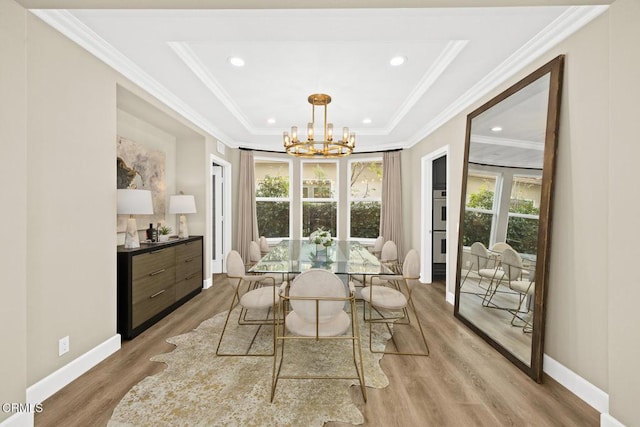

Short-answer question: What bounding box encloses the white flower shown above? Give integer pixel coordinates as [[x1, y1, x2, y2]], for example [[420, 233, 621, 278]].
[[309, 228, 333, 247]]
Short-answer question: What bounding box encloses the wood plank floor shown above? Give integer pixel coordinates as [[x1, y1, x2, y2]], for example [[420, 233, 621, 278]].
[[35, 276, 599, 427]]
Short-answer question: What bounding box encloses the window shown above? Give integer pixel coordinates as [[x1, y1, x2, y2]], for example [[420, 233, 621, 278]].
[[463, 171, 500, 248], [301, 161, 338, 237], [506, 175, 541, 255], [255, 159, 291, 238], [348, 159, 383, 240]]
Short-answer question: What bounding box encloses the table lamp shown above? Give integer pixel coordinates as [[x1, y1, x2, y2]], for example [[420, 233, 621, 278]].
[[117, 189, 153, 248], [169, 194, 197, 238]]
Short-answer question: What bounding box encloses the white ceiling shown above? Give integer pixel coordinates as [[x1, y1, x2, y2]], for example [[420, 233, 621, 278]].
[[30, 3, 608, 153]]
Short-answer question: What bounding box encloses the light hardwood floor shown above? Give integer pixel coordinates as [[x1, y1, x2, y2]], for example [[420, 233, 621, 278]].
[[35, 276, 598, 427]]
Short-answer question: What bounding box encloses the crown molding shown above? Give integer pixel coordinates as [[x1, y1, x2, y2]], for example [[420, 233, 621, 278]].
[[31, 9, 236, 146], [470, 134, 544, 151], [384, 39, 468, 133], [405, 5, 609, 148], [168, 41, 254, 131]]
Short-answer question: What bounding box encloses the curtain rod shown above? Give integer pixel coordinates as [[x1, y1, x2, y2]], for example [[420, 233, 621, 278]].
[[239, 147, 402, 154]]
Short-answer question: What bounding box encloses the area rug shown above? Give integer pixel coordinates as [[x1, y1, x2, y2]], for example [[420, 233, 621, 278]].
[[108, 306, 391, 426]]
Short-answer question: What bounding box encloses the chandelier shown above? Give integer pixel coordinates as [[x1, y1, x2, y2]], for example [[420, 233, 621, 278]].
[[283, 94, 355, 158]]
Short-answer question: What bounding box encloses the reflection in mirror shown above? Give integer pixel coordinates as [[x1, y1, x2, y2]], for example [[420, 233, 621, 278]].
[[455, 56, 564, 382]]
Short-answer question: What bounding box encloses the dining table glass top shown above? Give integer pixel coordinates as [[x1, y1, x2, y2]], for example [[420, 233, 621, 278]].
[[248, 240, 391, 275]]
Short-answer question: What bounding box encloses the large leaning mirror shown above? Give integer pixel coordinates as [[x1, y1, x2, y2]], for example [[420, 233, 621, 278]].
[[454, 55, 564, 382]]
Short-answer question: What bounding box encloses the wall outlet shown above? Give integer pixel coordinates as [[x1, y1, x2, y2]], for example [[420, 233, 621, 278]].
[[58, 336, 69, 356]]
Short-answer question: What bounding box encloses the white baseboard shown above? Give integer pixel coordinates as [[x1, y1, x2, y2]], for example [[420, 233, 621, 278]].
[[543, 354, 609, 414], [26, 334, 120, 406], [203, 277, 212, 289], [446, 291, 455, 305], [0, 412, 33, 427], [601, 412, 626, 427]]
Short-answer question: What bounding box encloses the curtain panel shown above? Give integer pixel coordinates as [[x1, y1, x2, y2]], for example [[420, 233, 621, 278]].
[[380, 151, 405, 260], [237, 150, 259, 263]]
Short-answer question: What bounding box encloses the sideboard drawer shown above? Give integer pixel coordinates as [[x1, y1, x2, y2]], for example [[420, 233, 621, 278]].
[[132, 284, 176, 328], [177, 255, 202, 280], [175, 271, 202, 301], [132, 247, 175, 281], [176, 240, 201, 263], [132, 265, 176, 305]]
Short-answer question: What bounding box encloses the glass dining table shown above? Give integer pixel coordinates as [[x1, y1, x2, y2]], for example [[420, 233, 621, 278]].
[[248, 239, 392, 276]]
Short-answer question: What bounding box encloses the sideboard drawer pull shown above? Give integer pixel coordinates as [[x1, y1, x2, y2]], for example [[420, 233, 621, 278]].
[[150, 249, 166, 254], [186, 273, 200, 281], [149, 268, 166, 276], [150, 289, 166, 299]]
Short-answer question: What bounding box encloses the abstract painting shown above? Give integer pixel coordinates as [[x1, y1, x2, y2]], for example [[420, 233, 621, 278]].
[[117, 136, 166, 232]]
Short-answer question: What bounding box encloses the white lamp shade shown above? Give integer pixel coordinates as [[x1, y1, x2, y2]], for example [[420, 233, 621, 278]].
[[169, 195, 197, 214], [117, 189, 153, 215]]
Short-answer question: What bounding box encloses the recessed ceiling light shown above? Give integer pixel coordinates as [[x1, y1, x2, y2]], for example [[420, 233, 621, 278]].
[[390, 56, 407, 66], [362, 118, 372, 124], [491, 126, 503, 132], [267, 118, 276, 124], [228, 56, 245, 67]]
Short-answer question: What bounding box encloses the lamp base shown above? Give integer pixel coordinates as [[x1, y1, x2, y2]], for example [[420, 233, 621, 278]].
[[124, 217, 140, 249], [178, 214, 189, 239]]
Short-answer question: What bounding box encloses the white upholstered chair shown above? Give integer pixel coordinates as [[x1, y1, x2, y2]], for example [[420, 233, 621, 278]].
[[380, 240, 401, 274], [460, 241, 499, 296], [216, 250, 277, 356], [259, 236, 270, 256], [361, 249, 429, 356], [490, 242, 513, 253], [248, 240, 284, 285], [486, 247, 535, 330], [482, 247, 523, 308], [368, 235, 385, 259], [270, 269, 367, 402]]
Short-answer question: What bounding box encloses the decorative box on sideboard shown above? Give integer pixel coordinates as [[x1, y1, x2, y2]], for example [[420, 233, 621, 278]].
[[117, 236, 203, 339]]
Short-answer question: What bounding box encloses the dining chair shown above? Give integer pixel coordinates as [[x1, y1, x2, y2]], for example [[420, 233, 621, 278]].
[[259, 236, 270, 256], [490, 242, 513, 253], [361, 249, 430, 356], [460, 242, 501, 297], [380, 240, 401, 274], [368, 235, 385, 259], [248, 240, 284, 285], [216, 250, 277, 356], [271, 269, 367, 402], [351, 236, 385, 296], [482, 247, 524, 309]]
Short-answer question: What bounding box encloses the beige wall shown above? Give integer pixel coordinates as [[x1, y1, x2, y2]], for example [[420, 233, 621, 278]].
[[406, 2, 640, 423], [4, 1, 638, 425], [608, 0, 640, 425], [116, 109, 178, 245], [16, 3, 224, 400], [26, 11, 119, 384], [0, 1, 28, 422]]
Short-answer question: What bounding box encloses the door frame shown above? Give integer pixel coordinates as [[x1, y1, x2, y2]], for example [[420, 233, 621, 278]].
[[209, 154, 232, 281], [420, 145, 451, 303]]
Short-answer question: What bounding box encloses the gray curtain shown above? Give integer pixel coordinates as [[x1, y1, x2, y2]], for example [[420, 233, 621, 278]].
[[237, 150, 259, 263], [380, 151, 405, 260]]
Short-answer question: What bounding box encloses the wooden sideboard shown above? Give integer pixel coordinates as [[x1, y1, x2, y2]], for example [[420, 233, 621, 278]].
[[117, 236, 203, 339]]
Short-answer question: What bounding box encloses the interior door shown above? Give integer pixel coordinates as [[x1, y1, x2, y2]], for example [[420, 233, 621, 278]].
[[211, 164, 224, 273]]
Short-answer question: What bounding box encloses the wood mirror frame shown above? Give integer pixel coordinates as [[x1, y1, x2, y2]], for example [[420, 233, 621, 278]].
[[454, 55, 564, 382]]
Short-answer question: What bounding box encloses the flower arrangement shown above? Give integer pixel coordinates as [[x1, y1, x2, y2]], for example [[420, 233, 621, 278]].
[[309, 228, 334, 247]]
